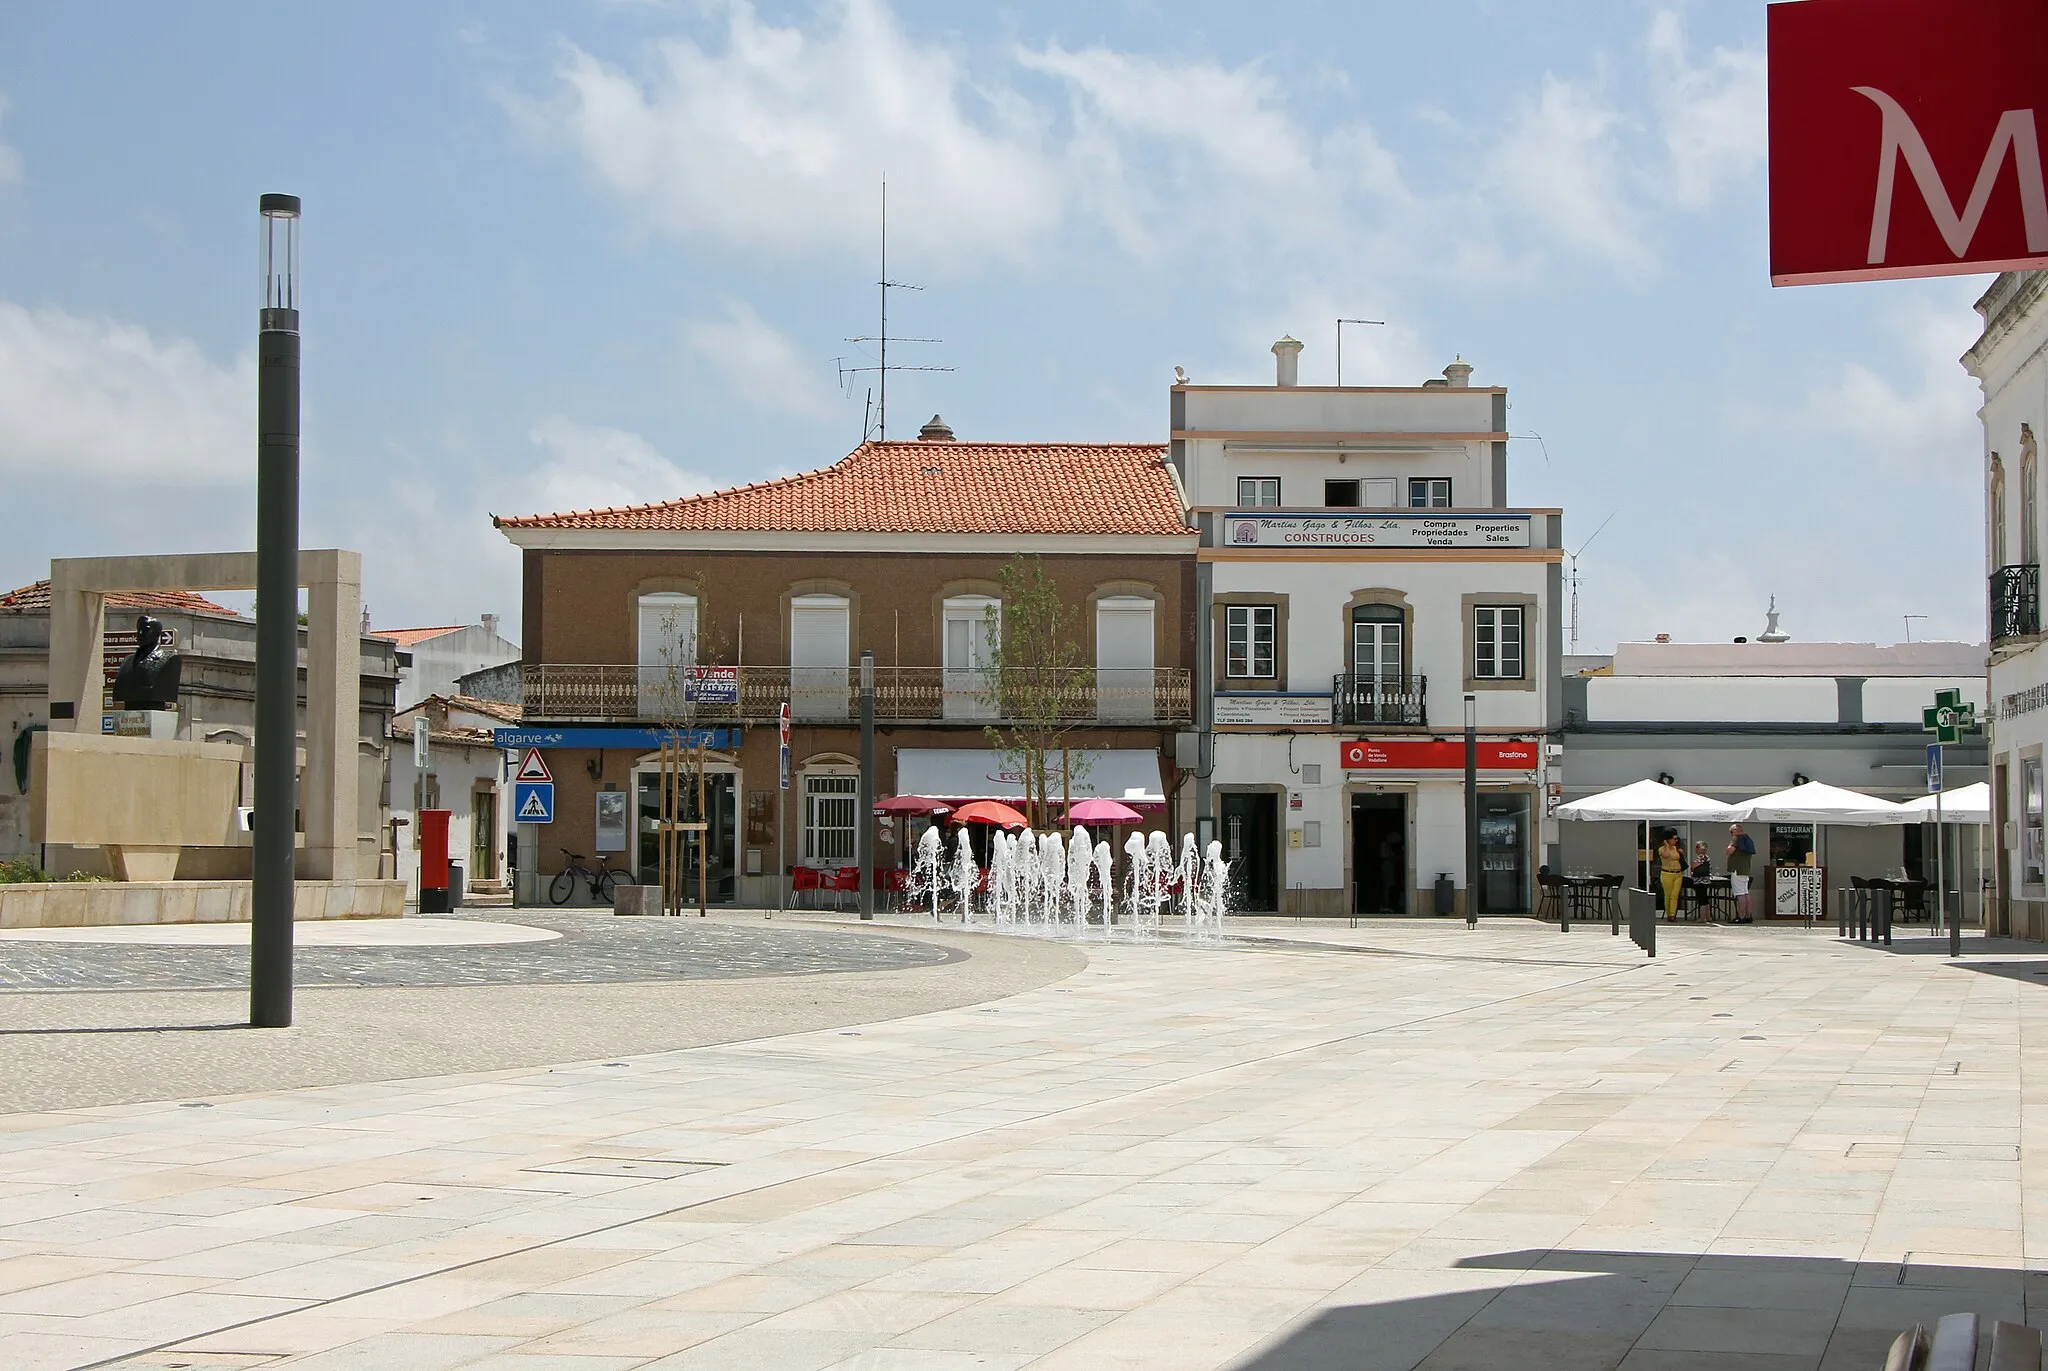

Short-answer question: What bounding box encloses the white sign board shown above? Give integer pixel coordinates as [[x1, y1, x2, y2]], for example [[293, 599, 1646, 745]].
[[1222, 513, 1533, 550], [413, 716, 429, 770], [1213, 694, 1335, 726]]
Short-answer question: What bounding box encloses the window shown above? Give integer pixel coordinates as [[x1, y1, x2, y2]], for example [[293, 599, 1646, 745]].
[[1472, 605, 1524, 680], [636, 592, 697, 717], [1225, 605, 1276, 679], [1324, 479, 1360, 507], [1237, 476, 1281, 507], [1095, 595, 1155, 723], [1992, 454, 2007, 568], [2025, 425, 2040, 566], [942, 595, 999, 721], [804, 774, 859, 864], [1409, 478, 1452, 508], [790, 594, 850, 722], [1351, 604, 1404, 681], [1362, 478, 1398, 507], [2026, 759, 2045, 886]]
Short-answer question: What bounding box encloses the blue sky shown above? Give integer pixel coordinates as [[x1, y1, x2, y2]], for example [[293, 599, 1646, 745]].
[[0, 0, 1988, 650]]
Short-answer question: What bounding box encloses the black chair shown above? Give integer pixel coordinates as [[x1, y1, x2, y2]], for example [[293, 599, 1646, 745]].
[[1536, 873, 1565, 922], [1897, 880, 1930, 922]]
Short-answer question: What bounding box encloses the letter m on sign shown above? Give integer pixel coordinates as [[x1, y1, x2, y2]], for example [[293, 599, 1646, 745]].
[[1769, 0, 2048, 286]]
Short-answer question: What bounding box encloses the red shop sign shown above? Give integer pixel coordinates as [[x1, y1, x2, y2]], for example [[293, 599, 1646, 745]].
[[1768, 0, 2048, 285], [1341, 740, 1539, 771]]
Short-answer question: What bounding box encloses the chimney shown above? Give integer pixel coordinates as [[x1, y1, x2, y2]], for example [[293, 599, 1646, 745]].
[[1271, 335, 1303, 387], [917, 414, 955, 442], [360, 606, 372, 635], [481, 613, 500, 638], [1443, 357, 1473, 388]]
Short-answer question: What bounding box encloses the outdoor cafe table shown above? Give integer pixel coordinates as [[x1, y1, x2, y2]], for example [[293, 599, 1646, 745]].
[[1560, 874, 1621, 921]]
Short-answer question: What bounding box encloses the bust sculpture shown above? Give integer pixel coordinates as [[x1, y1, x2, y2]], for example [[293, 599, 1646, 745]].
[[110, 614, 183, 710]]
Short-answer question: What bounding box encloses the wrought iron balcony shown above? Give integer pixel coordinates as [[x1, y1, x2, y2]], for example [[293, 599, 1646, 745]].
[[521, 664, 1193, 727], [1332, 673, 1428, 727], [1993, 564, 2040, 642]]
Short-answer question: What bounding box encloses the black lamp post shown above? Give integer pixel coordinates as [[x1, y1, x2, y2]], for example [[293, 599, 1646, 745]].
[[859, 650, 875, 920], [251, 193, 300, 1029], [1464, 693, 1479, 929]]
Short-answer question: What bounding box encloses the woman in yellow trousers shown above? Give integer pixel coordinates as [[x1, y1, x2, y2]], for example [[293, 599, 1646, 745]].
[[1657, 833, 1686, 919]]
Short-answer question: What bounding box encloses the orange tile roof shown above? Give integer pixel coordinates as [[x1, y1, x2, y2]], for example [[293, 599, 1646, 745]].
[[373, 625, 465, 646], [0, 580, 239, 616], [493, 440, 1189, 536]]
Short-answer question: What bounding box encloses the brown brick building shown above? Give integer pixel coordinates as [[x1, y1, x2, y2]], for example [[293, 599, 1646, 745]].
[[494, 424, 1198, 904]]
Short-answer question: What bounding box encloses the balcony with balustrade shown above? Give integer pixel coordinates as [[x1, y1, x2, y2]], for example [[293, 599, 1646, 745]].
[[1993, 564, 2040, 643], [1331, 673, 1428, 728], [521, 664, 1193, 727]]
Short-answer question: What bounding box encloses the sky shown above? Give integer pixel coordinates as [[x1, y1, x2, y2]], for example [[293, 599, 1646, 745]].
[[0, 0, 1992, 651]]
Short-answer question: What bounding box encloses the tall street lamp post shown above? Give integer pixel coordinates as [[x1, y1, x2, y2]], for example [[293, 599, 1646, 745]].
[[1464, 693, 1478, 929], [859, 650, 875, 920], [251, 194, 301, 1028]]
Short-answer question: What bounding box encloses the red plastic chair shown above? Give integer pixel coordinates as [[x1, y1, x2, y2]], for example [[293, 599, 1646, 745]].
[[830, 865, 862, 911], [791, 865, 824, 909]]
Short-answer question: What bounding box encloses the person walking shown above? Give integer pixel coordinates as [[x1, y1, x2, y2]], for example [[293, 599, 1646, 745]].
[[1726, 823, 1757, 923], [1657, 833, 1685, 920]]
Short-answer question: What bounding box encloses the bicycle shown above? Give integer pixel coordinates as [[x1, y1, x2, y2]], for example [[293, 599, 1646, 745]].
[[550, 848, 626, 906]]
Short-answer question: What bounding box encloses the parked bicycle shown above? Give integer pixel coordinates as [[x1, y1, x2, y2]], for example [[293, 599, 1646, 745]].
[[550, 848, 627, 906]]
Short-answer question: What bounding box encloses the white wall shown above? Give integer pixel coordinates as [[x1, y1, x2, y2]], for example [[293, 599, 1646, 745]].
[[396, 624, 521, 710], [1863, 677, 1989, 723], [1587, 676, 1839, 724]]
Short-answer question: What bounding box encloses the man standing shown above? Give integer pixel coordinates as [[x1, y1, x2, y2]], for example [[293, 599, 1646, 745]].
[[1726, 823, 1757, 923]]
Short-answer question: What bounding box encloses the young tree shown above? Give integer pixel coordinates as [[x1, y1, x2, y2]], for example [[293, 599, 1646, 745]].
[[646, 594, 734, 915], [979, 557, 1093, 829]]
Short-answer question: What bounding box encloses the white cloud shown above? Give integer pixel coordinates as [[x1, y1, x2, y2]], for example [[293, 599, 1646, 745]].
[[683, 300, 838, 417], [1648, 11, 1766, 210], [1490, 74, 1649, 271], [533, 0, 1066, 267], [0, 302, 251, 482], [517, 415, 711, 515], [1791, 296, 1983, 478]]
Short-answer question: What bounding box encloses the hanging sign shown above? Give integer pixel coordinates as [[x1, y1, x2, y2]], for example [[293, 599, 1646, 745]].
[[1341, 739, 1539, 771]]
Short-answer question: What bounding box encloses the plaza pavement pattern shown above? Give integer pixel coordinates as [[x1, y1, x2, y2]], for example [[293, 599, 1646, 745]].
[[0, 916, 2045, 1370]]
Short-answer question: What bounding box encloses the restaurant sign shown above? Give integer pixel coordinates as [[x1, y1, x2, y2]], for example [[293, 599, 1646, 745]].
[[1222, 513, 1531, 550], [1341, 739, 1539, 771], [1214, 693, 1334, 726]]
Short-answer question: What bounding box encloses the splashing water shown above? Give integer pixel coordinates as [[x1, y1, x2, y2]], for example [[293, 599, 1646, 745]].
[[909, 826, 945, 921]]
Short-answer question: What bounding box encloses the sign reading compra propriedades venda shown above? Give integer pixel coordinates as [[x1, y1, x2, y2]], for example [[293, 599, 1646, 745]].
[[1221, 513, 1532, 550]]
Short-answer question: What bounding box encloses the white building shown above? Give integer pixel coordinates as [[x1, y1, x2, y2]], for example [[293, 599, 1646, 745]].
[[375, 616, 521, 711], [386, 694, 519, 900], [1179, 341, 1562, 916], [1966, 270, 2048, 940]]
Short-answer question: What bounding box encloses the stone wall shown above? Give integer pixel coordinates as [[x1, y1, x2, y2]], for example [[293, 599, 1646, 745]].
[[0, 880, 404, 929]]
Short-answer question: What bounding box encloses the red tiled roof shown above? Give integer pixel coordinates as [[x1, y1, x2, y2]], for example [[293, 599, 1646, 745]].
[[493, 441, 1189, 536], [0, 580, 239, 616], [373, 625, 465, 646]]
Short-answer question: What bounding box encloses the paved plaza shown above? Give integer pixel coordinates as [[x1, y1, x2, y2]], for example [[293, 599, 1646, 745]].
[[1, 917, 2045, 1369]]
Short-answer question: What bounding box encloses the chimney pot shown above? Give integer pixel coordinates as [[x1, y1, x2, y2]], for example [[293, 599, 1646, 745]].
[[481, 613, 500, 638], [360, 607, 372, 635], [1271, 335, 1303, 388], [918, 414, 955, 441], [1443, 357, 1473, 388]]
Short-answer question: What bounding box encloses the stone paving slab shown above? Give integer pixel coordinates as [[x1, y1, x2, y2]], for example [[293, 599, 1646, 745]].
[[1, 921, 2046, 1368]]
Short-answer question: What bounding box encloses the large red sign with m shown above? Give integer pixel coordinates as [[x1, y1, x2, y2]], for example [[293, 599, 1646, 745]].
[[1769, 0, 2048, 285]]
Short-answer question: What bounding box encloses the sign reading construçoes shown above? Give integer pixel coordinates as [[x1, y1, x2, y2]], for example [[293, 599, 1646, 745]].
[[1222, 514, 1532, 550]]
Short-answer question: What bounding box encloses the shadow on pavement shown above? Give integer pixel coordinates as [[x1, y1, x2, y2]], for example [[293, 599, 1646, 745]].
[[1228, 1248, 2031, 1371]]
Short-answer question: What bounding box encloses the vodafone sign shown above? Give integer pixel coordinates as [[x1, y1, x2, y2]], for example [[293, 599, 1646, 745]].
[[1769, 0, 2048, 285], [1341, 740, 1539, 772]]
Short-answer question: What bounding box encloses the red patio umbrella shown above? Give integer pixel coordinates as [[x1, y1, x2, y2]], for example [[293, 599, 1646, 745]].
[[873, 795, 954, 818], [952, 799, 1030, 830], [1068, 798, 1143, 825]]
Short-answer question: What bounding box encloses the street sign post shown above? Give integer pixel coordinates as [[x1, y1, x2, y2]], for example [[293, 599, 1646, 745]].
[[1921, 690, 1978, 956], [777, 702, 791, 916]]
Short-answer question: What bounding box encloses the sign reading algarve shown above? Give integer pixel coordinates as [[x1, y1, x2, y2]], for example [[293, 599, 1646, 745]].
[[1769, 0, 2048, 286], [1222, 513, 1531, 550]]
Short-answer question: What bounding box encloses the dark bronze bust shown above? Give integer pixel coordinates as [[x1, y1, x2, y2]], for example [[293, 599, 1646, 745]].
[[110, 615, 182, 710]]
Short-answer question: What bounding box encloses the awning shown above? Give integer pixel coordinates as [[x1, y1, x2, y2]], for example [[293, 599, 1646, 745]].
[[895, 748, 1165, 806], [1896, 782, 1991, 825], [1735, 780, 1906, 826], [1555, 779, 1742, 823]]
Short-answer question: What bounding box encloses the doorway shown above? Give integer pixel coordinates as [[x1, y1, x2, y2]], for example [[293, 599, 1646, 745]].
[[1478, 793, 1532, 914], [637, 769, 738, 904], [471, 787, 497, 882], [1350, 793, 1407, 914], [1220, 792, 1279, 911]]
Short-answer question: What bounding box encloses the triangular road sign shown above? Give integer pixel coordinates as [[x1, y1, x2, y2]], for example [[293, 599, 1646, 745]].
[[516, 748, 552, 782]]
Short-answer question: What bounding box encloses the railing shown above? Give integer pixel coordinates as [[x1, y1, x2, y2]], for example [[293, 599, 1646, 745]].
[[523, 664, 1194, 726], [1332, 673, 1428, 727], [1992, 564, 2040, 641]]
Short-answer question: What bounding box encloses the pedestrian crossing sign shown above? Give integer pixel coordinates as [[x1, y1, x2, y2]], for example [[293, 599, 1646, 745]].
[[514, 780, 555, 823]]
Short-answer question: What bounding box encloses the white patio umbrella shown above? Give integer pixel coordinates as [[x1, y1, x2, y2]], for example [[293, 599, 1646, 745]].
[[1896, 782, 1990, 824], [1734, 780, 1907, 825], [1556, 779, 1743, 822]]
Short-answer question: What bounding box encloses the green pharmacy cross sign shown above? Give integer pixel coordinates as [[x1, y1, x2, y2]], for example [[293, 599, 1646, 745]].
[[1921, 689, 1978, 745]]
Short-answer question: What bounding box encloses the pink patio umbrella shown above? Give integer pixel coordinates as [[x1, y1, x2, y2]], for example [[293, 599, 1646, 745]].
[[1067, 798, 1143, 825]]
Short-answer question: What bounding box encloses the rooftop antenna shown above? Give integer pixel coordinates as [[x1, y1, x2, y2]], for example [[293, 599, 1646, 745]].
[[1903, 613, 1928, 642], [840, 179, 952, 441], [1335, 318, 1384, 386], [1565, 507, 1618, 656]]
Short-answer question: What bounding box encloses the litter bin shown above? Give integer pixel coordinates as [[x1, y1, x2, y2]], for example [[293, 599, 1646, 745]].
[[448, 861, 466, 910], [1433, 873, 1456, 915]]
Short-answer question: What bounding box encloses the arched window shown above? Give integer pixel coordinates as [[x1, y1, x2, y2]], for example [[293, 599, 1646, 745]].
[[2023, 425, 2040, 567], [1992, 453, 2007, 569], [1351, 603, 1404, 683]]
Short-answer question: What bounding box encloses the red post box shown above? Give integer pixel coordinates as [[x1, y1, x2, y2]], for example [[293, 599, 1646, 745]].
[[418, 808, 451, 913]]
